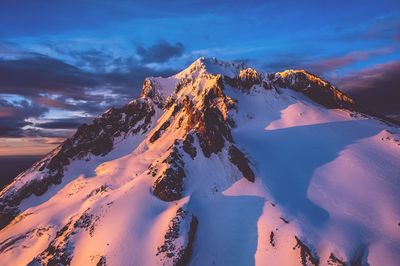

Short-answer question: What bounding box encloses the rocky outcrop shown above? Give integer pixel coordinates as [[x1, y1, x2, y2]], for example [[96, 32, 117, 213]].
[[225, 68, 263, 91], [181, 75, 235, 158], [28, 209, 100, 265], [182, 134, 197, 159], [293, 236, 320, 266], [96, 256, 107, 266], [151, 145, 186, 202], [149, 103, 182, 143], [327, 253, 346, 266], [272, 70, 356, 110], [228, 145, 255, 182], [156, 208, 198, 266]]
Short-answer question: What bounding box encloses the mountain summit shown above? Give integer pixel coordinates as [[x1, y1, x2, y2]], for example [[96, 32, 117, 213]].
[[1, 58, 399, 265]]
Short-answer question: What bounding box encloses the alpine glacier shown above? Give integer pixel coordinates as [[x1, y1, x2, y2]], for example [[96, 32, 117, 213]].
[[0, 57, 399, 266]]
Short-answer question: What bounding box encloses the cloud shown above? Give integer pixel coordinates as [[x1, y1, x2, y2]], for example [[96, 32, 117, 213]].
[[35, 117, 93, 129], [0, 55, 99, 99], [136, 40, 185, 63], [0, 98, 48, 137], [261, 46, 397, 75], [306, 47, 397, 74], [334, 61, 400, 119], [0, 46, 180, 138]]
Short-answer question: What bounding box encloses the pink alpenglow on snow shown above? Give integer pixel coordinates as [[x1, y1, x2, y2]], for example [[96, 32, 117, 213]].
[[0, 58, 399, 266]]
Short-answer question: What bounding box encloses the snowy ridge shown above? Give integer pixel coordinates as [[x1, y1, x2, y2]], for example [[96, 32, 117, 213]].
[[0, 58, 399, 266]]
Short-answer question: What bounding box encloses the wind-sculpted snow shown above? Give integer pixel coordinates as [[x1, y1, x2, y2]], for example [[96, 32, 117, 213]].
[[1, 57, 399, 266]]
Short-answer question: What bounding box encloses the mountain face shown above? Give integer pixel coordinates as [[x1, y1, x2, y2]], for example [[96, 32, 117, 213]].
[[1, 57, 399, 266]]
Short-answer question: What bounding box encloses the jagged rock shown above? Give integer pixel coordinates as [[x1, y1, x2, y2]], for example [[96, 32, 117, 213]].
[[28, 209, 99, 265], [293, 236, 319, 266], [269, 231, 276, 247], [225, 68, 262, 91], [152, 147, 186, 201], [150, 103, 182, 143], [272, 70, 356, 110], [182, 134, 197, 159], [228, 145, 255, 182], [156, 208, 198, 266], [96, 256, 106, 266], [327, 253, 346, 266]]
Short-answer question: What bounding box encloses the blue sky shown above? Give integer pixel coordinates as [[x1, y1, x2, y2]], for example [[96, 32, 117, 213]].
[[0, 0, 399, 155]]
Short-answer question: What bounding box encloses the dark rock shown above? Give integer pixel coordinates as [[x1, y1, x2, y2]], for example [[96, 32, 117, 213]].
[[175, 215, 198, 266], [182, 134, 197, 159], [193, 105, 232, 158], [293, 236, 319, 266], [152, 147, 185, 202], [156, 208, 198, 266], [228, 145, 255, 182], [96, 256, 107, 266], [224, 68, 262, 91], [269, 231, 276, 247], [280, 217, 290, 224], [272, 70, 356, 110], [328, 253, 346, 266], [28, 209, 98, 265], [150, 120, 171, 143]]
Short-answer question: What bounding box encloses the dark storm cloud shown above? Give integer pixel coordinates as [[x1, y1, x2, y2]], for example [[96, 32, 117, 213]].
[[335, 61, 400, 120], [136, 40, 185, 63], [0, 46, 179, 137], [0, 55, 99, 99], [0, 99, 48, 137], [0, 51, 177, 101]]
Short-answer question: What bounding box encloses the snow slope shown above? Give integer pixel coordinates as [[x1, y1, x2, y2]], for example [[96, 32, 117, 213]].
[[0, 57, 399, 266]]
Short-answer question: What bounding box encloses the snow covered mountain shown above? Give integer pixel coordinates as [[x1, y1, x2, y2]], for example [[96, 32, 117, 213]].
[[1, 57, 399, 266]]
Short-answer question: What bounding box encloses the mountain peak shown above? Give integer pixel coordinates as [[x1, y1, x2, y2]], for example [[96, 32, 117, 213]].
[[274, 69, 330, 87], [175, 57, 248, 79], [2, 56, 399, 265]]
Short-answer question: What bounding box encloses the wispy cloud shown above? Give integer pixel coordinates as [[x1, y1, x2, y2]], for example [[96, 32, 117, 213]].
[[307, 46, 397, 74]]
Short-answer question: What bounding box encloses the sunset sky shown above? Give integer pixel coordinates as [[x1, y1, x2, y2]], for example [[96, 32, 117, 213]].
[[1, 0, 399, 156]]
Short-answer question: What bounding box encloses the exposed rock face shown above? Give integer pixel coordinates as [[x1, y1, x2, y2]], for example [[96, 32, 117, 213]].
[[141, 78, 165, 108], [96, 256, 107, 266], [294, 236, 320, 266], [225, 68, 263, 91], [156, 207, 198, 266], [272, 70, 356, 110], [28, 208, 101, 266], [327, 253, 346, 266], [228, 145, 255, 182], [150, 103, 182, 143], [182, 134, 197, 159], [181, 75, 235, 158], [151, 145, 186, 201]]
